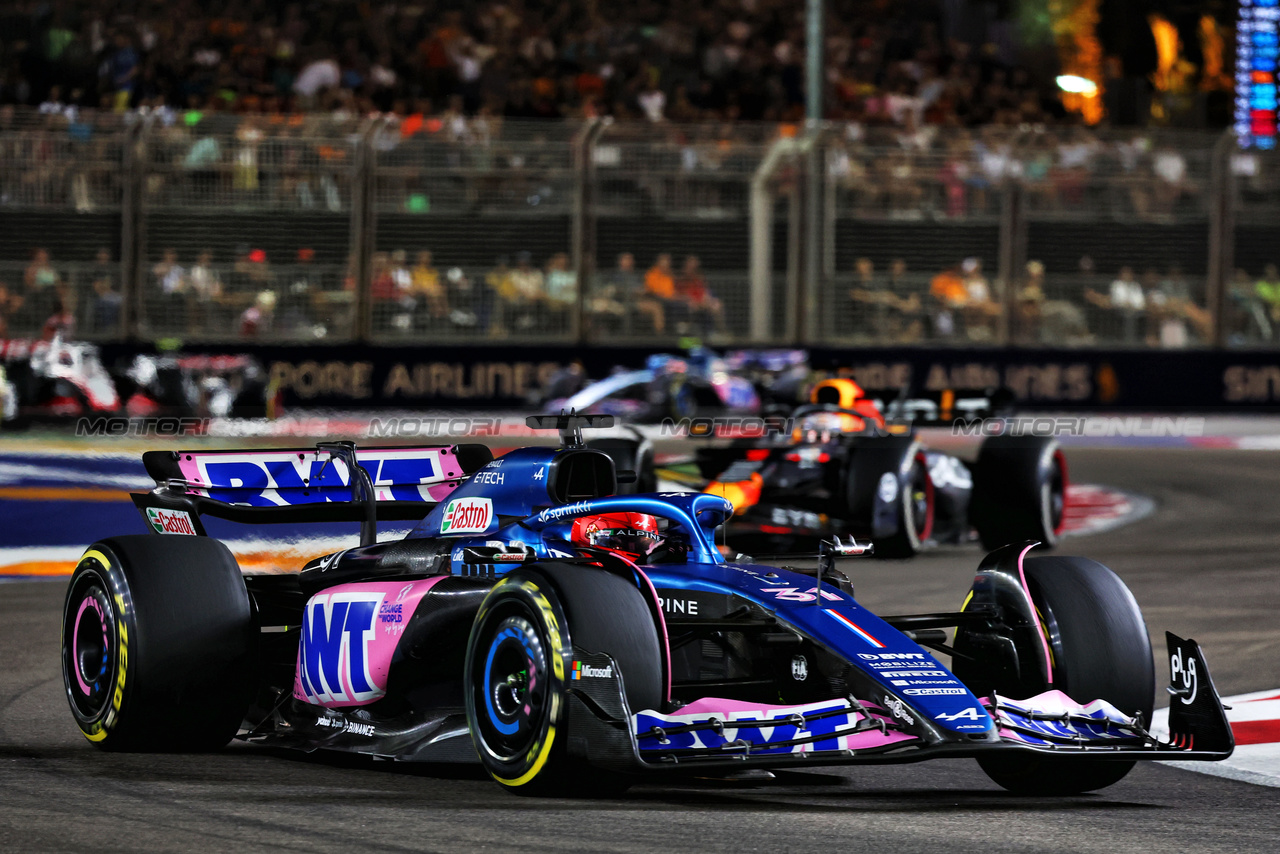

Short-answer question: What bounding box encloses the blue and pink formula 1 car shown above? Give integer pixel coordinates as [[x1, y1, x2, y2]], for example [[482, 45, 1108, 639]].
[[62, 416, 1232, 796]]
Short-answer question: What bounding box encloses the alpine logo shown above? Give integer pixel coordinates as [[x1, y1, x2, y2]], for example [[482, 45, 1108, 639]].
[[146, 507, 197, 535], [440, 497, 494, 534], [935, 707, 985, 722], [571, 660, 614, 680], [298, 592, 384, 704]]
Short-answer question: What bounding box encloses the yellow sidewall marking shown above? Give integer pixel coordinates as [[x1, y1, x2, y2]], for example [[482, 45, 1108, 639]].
[[75, 549, 126, 744]]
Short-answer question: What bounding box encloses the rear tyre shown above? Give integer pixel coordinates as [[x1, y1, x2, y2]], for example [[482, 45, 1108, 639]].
[[62, 536, 256, 750], [465, 565, 662, 796], [970, 436, 1067, 551], [960, 555, 1154, 795]]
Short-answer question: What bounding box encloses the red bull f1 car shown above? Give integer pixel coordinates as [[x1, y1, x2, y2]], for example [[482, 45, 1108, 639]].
[[62, 415, 1231, 796], [685, 378, 1067, 557]]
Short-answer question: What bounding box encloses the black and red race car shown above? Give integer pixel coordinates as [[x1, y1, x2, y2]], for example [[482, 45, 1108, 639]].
[[677, 378, 1066, 558]]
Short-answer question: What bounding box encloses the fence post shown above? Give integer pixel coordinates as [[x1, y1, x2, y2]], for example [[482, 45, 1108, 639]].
[[350, 118, 379, 343], [120, 116, 149, 341], [572, 118, 607, 345], [749, 137, 796, 342], [822, 139, 837, 343], [1206, 131, 1235, 348], [996, 177, 1025, 346]]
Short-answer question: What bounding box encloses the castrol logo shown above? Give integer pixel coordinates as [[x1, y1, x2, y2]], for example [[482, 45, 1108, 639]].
[[440, 497, 494, 534]]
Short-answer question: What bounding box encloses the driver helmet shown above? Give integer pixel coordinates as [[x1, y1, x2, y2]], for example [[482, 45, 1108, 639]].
[[570, 512, 661, 558]]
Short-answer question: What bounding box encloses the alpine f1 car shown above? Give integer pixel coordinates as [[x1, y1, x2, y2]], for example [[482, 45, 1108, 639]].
[[62, 415, 1231, 796], [540, 348, 810, 422], [683, 378, 1066, 558]]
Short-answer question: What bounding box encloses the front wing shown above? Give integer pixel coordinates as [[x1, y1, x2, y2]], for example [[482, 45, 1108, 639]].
[[568, 633, 1233, 774]]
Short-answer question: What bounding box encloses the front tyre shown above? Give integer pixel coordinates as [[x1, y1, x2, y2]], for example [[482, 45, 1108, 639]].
[[62, 536, 256, 750], [466, 575, 568, 790], [961, 555, 1154, 795], [465, 566, 662, 795]]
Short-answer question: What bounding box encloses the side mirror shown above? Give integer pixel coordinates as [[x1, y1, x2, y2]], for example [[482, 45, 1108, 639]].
[[818, 537, 873, 597], [616, 469, 638, 484]]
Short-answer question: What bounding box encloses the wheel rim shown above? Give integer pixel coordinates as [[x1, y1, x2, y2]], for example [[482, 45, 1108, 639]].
[[63, 573, 115, 722], [1047, 450, 1067, 537], [905, 454, 934, 545], [473, 611, 551, 762]]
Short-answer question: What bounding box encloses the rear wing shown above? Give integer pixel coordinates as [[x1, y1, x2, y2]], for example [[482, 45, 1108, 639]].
[[132, 442, 493, 542]]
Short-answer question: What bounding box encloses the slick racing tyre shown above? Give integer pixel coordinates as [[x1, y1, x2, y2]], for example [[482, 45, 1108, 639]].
[[970, 436, 1067, 551], [586, 436, 657, 494], [958, 555, 1155, 795], [62, 536, 256, 750], [845, 437, 934, 559], [465, 564, 663, 796]]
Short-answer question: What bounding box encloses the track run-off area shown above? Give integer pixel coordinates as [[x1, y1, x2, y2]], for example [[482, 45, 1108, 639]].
[[1, 444, 1279, 852]]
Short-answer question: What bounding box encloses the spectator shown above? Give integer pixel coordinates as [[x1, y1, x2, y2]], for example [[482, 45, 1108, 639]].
[[501, 251, 544, 334], [591, 252, 641, 336], [848, 256, 882, 333], [1255, 264, 1280, 338], [187, 249, 223, 333], [883, 258, 923, 342], [643, 253, 680, 335], [1012, 260, 1046, 344], [1229, 268, 1271, 343], [545, 252, 576, 306], [42, 296, 76, 340], [1153, 264, 1211, 345], [929, 263, 967, 339], [239, 290, 276, 337], [959, 257, 999, 341], [88, 250, 122, 334], [410, 250, 448, 326], [370, 251, 405, 332], [152, 247, 186, 330], [675, 255, 724, 337], [1086, 266, 1145, 344], [23, 248, 61, 326], [279, 248, 318, 334], [445, 267, 487, 333], [544, 252, 576, 333]]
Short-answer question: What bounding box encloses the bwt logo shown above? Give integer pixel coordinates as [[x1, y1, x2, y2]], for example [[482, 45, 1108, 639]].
[[440, 497, 494, 534], [195, 451, 443, 506], [298, 593, 384, 704]]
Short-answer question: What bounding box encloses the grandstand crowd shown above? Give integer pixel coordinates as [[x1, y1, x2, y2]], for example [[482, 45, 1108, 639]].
[[1, 0, 1063, 127], [0, 1, 1268, 349]]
